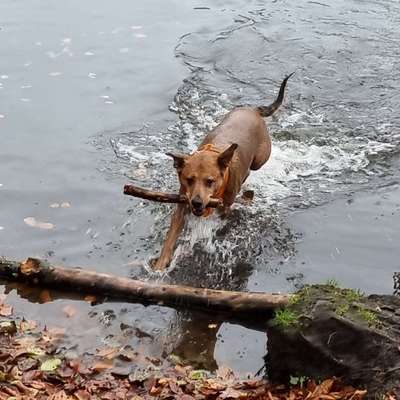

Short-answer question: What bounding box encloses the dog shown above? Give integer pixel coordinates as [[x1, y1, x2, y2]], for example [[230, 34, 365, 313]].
[[153, 74, 293, 270]]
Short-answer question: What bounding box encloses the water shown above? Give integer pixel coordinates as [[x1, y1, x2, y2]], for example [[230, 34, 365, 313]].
[[1, 0, 400, 375]]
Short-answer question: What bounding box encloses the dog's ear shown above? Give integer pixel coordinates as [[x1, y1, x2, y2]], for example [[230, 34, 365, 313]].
[[166, 152, 187, 171], [218, 143, 238, 170]]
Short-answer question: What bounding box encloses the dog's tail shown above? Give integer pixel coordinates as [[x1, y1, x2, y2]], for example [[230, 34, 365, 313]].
[[257, 72, 294, 117]]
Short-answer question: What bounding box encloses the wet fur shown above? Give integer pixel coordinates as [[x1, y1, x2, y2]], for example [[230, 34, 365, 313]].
[[153, 74, 293, 270]]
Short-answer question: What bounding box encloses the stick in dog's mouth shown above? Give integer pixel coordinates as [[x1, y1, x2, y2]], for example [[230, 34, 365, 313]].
[[123, 184, 222, 209]]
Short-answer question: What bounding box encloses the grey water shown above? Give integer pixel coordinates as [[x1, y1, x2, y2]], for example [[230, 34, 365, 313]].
[[1, 0, 400, 375]]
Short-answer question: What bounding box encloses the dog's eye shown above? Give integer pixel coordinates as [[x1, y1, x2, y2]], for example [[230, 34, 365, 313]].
[[186, 177, 194, 186], [205, 178, 215, 187]]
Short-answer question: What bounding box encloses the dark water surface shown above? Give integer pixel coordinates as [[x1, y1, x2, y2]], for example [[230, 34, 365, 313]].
[[1, 0, 400, 375]]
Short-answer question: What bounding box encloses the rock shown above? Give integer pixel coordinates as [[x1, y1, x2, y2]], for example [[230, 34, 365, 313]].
[[265, 285, 400, 398]]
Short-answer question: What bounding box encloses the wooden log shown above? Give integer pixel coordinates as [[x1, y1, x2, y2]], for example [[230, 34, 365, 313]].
[[123, 184, 222, 208], [0, 258, 289, 315]]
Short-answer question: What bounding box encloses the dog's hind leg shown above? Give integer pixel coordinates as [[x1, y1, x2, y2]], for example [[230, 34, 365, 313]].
[[153, 204, 187, 270], [250, 139, 271, 170]]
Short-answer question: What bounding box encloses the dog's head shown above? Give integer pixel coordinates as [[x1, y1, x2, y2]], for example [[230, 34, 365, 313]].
[[167, 143, 238, 216]]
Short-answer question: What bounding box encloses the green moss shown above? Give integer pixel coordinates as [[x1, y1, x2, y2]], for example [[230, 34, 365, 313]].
[[335, 304, 350, 316], [343, 288, 364, 303], [274, 308, 299, 328], [357, 307, 379, 327], [273, 284, 383, 331]]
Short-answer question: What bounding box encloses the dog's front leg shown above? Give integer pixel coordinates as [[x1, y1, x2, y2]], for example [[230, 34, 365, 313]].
[[153, 204, 187, 270]]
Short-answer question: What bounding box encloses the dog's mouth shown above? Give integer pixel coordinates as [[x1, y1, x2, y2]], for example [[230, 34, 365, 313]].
[[191, 208, 205, 217]]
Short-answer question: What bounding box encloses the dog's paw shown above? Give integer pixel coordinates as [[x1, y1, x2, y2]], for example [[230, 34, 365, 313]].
[[150, 257, 169, 271]]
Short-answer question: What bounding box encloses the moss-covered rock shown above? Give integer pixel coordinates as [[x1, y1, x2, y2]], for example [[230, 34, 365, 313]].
[[266, 284, 400, 398]]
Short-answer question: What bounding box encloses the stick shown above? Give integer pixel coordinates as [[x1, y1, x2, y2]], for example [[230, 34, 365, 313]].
[[0, 258, 290, 315], [123, 185, 222, 208]]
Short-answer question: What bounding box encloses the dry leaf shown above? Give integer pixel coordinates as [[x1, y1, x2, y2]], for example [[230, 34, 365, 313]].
[[62, 305, 77, 318], [0, 302, 12, 316], [91, 359, 114, 372], [219, 387, 243, 399], [0, 320, 17, 335], [24, 217, 54, 230], [19, 319, 37, 332], [42, 326, 65, 344], [40, 358, 62, 372], [84, 295, 97, 304], [96, 347, 119, 360], [310, 379, 335, 398], [21, 258, 41, 275], [48, 390, 69, 400], [74, 389, 91, 400]]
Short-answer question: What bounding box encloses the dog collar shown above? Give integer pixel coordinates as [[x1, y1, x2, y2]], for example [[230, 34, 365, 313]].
[[195, 143, 222, 154]]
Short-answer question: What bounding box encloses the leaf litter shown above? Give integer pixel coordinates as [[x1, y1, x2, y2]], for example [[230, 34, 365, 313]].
[[0, 307, 375, 400]]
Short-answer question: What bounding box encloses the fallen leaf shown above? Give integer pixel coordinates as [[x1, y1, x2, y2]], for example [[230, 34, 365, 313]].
[[0, 320, 17, 335], [42, 326, 65, 344], [189, 370, 208, 380], [0, 371, 7, 382], [310, 379, 334, 398], [91, 359, 114, 372], [96, 347, 119, 360], [203, 379, 227, 391], [216, 366, 235, 380], [18, 357, 39, 371], [48, 390, 69, 400], [84, 295, 97, 304], [0, 302, 12, 316], [219, 387, 243, 399], [26, 346, 46, 357], [62, 305, 77, 318], [40, 358, 62, 372], [24, 217, 54, 230], [74, 389, 91, 400], [20, 258, 41, 275], [19, 319, 37, 332]]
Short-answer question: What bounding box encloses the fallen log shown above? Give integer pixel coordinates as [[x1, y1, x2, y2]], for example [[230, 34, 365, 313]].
[[0, 258, 289, 315], [123, 184, 222, 207]]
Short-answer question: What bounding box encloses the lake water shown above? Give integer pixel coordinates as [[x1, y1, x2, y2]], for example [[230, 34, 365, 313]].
[[1, 0, 400, 375]]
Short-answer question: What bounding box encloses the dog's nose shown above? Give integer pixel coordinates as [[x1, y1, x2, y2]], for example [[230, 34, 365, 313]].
[[191, 196, 204, 210]]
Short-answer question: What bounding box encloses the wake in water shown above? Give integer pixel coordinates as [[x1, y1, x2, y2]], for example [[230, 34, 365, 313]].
[[94, 2, 400, 288]]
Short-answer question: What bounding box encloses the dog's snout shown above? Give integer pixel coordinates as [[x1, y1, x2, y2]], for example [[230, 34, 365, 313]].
[[191, 196, 204, 210]]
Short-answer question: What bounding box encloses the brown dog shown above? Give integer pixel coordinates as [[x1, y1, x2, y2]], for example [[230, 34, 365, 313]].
[[153, 74, 293, 270]]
